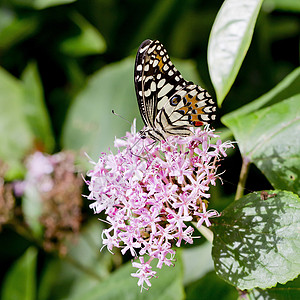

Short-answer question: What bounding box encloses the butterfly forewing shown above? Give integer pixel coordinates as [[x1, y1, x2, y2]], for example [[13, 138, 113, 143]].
[[134, 39, 216, 141], [135, 40, 186, 126]]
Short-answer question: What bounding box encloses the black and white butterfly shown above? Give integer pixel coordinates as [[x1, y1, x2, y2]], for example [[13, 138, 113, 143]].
[[134, 39, 216, 141]]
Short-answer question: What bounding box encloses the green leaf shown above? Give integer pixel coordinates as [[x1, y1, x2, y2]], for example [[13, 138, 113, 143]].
[[185, 271, 239, 300], [264, 0, 300, 12], [249, 276, 300, 299], [222, 67, 300, 122], [68, 253, 184, 300], [38, 220, 110, 300], [10, 0, 76, 10], [0, 66, 34, 165], [60, 12, 106, 57], [0, 8, 38, 50], [212, 190, 300, 290], [182, 242, 214, 285], [22, 185, 43, 238], [62, 57, 136, 159], [21, 62, 55, 152], [208, 0, 263, 105], [62, 57, 202, 159], [1, 247, 37, 300], [223, 95, 300, 195]]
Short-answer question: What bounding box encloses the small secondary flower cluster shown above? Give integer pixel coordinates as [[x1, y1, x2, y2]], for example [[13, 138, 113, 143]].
[[85, 121, 233, 291], [14, 151, 56, 196], [13, 151, 83, 255]]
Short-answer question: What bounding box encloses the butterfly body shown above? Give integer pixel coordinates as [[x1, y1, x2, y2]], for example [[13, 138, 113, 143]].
[[134, 39, 216, 141]]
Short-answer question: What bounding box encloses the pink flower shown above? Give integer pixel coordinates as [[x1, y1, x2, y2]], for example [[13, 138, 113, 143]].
[[131, 257, 157, 291], [85, 122, 233, 290], [194, 202, 220, 227]]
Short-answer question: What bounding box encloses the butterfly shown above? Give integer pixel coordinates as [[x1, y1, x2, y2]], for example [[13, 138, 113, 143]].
[[134, 39, 216, 141]]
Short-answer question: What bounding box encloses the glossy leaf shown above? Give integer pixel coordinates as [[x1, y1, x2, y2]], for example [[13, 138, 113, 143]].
[[208, 0, 263, 105], [1, 247, 37, 300], [223, 95, 300, 195], [212, 190, 300, 290], [60, 12, 106, 57], [21, 62, 55, 152], [62, 57, 202, 160]]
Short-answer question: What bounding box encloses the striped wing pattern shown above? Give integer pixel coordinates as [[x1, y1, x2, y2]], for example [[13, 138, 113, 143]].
[[134, 39, 216, 141]]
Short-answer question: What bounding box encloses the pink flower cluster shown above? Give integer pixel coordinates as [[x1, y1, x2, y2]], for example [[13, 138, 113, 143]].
[[85, 121, 233, 291], [14, 151, 55, 196]]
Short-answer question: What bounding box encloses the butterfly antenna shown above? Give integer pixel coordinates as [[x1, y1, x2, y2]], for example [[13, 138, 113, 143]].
[[112, 110, 132, 126]]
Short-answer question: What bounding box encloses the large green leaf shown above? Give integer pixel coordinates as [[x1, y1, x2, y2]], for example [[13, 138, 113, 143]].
[[223, 95, 300, 195], [62, 57, 137, 159], [1, 247, 37, 300], [21, 62, 55, 152], [212, 190, 300, 290], [62, 57, 202, 160], [60, 12, 106, 57], [67, 253, 184, 300], [208, 0, 263, 105], [0, 66, 34, 165], [222, 67, 300, 122]]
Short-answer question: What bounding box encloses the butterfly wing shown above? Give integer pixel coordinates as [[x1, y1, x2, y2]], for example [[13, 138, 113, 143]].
[[134, 39, 216, 139], [134, 39, 187, 127], [161, 84, 216, 128]]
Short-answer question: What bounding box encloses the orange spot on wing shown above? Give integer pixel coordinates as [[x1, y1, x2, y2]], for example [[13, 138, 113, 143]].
[[190, 95, 200, 107], [155, 54, 164, 71]]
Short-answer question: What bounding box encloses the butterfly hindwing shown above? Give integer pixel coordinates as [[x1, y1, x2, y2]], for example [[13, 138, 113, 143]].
[[134, 39, 216, 141], [163, 84, 216, 128]]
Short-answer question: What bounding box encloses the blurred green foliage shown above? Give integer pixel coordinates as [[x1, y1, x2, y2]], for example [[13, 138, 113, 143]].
[[0, 0, 299, 299]]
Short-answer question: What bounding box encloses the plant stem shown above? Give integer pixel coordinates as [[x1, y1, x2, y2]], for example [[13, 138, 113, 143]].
[[193, 222, 214, 244], [235, 156, 250, 200]]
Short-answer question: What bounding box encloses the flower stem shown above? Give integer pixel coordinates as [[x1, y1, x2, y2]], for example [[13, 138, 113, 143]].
[[235, 156, 250, 200], [193, 222, 214, 244]]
